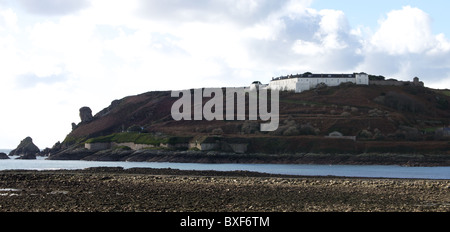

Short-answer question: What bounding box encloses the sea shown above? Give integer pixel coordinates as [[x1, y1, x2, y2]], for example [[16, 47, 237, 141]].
[[0, 149, 449, 179]]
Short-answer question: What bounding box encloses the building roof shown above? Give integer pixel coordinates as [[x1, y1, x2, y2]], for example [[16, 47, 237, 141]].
[[271, 73, 363, 81]]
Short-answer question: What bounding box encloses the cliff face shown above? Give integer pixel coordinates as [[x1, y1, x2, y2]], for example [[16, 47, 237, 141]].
[[66, 91, 175, 144], [50, 84, 450, 158]]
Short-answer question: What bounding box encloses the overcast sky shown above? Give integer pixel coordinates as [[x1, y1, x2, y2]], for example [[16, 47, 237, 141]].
[[1, 0, 450, 149]]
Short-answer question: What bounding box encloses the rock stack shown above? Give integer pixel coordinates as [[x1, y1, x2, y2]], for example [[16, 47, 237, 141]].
[[79, 106, 93, 123], [9, 137, 40, 159]]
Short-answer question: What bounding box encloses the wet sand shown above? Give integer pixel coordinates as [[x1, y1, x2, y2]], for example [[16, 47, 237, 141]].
[[0, 167, 448, 212]]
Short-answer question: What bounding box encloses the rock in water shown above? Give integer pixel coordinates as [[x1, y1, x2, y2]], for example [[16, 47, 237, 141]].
[[0, 152, 9, 159], [9, 137, 40, 159], [79, 106, 93, 123], [16, 153, 37, 160]]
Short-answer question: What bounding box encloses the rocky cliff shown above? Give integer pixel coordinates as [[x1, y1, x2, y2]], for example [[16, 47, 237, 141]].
[[9, 137, 40, 159], [44, 84, 450, 165]]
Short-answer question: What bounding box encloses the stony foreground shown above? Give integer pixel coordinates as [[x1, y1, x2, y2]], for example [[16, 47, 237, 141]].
[[0, 168, 448, 212]]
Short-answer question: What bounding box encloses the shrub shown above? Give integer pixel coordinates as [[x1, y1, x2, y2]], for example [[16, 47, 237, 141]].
[[299, 124, 317, 135], [341, 112, 351, 117], [241, 121, 259, 134], [383, 92, 425, 113], [211, 128, 224, 135], [86, 132, 169, 146], [436, 96, 449, 110], [127, 125, 143, 133], [283, 126, 299, 136], [395, 126, 421, 141], [373, 132, 386, 141], [369, 75, 385, 81], [358, 129, 373, 139]]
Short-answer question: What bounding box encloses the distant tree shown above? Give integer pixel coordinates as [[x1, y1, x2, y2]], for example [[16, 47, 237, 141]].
[[241, 121, 259, 134], [395, 126, 421, 141], [211, 128, 224, 135], [369, 75, 386, 81], [283, 126, 299, 136], [383, 91, 425, 113], [436, 96, 449, 110], [299, 124, 317, 135], [357, 129, 373, 139]]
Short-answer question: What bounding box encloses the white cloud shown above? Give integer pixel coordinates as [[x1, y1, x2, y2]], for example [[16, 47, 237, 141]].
[[317, 9, 347, 35], [2, 1, 450, 148], [357, 6, 450, 84], [242, 15, 285, 41], [291, 9, 352, 55], [370, 6, 437, 54], [137, 0, 290, 25], [0, 8, 17, 32], [428, 74, 450, 89], [292, 40, 324, 55], [428, 33, 450, 55], [17, 0, 90, 15]]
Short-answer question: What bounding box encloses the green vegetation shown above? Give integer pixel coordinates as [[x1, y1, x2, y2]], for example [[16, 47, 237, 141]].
[[422, 127, 440, 133], [167, 136, 193, 145], [436, 89, 450, 97], [85, 132, 169, 146], [436, 96, 449, 110], [112, 145, 132, 151], [127, 125, 143, 133], [369, 75, 386, 81], [279, 98, 328, 106], [84, 132, 194, 146], [63, 135, 88, 146]]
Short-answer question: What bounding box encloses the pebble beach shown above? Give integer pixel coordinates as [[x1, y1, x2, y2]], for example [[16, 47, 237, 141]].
[[0, 167, 448, 212]]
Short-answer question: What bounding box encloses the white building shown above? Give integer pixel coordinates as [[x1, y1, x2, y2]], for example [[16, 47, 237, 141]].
[[268, 72, 369, 93], [249, 81, 268, 90]]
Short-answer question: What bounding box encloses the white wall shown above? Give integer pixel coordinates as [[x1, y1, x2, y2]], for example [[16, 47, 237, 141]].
[[268, 78, 299, 91], [269, 74, 368, 93], [355, 73, 369, 85]]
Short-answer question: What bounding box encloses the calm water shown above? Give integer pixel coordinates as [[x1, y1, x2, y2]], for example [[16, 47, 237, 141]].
[[0, 155, 449, 179]]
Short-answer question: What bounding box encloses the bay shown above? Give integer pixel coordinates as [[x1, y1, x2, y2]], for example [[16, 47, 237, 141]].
[[0, 156, 449, 179]]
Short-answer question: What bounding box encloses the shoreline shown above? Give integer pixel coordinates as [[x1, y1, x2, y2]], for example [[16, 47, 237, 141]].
[[0, 167, 449, 212], [3, 166, 448, 179], [46, 149, 450, 167], [3, 155, 450, 180]]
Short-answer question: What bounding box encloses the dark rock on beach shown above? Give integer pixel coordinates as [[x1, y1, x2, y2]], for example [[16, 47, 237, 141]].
[[15, 153, 37, 160], [9, 137, 39, 159], [0, 152, 9, 159], [48, 148, 95, 160], [39, 141, 63, 157], [0, 168, 448, 212], [47, 145, 450, 166]]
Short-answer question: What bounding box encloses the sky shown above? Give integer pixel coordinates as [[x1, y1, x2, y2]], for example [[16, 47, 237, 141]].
[[1, 0, 450, 149]]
